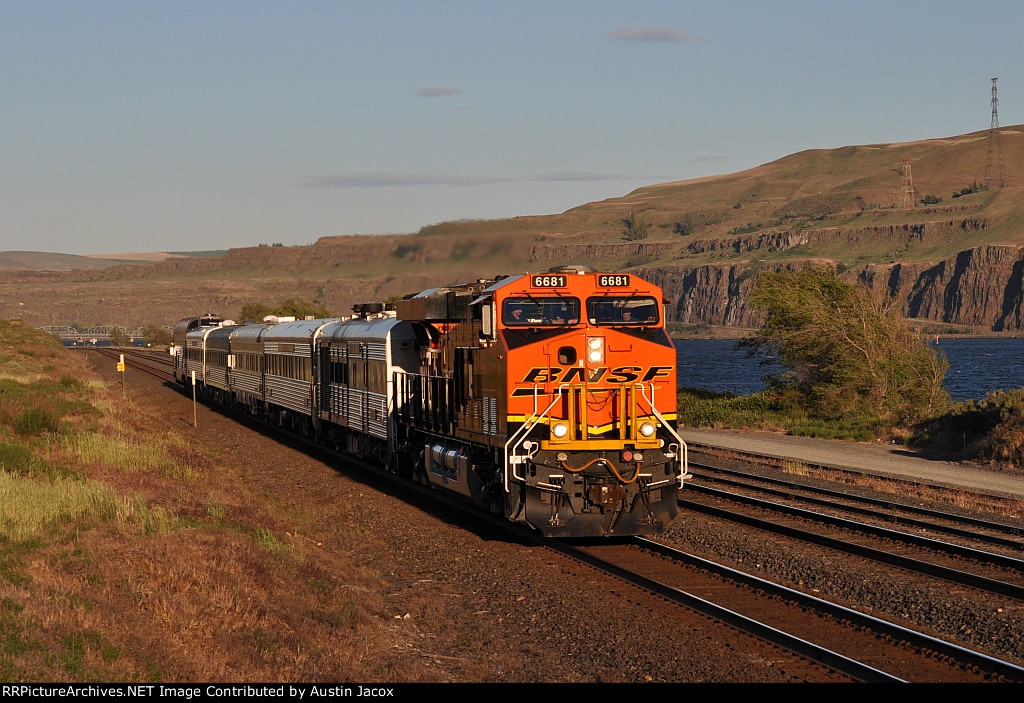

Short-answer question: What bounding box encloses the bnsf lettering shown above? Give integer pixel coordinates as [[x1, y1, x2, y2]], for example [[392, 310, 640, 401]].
[[641, 366, 672, 382], [598, 274, 631, 287], [531, 275, 567, 287], [518, 366, 671, 385], [608, 366, 641, 383]]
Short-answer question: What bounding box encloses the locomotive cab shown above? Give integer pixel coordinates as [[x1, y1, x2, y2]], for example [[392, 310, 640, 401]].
[[395, 266, 687, 537], [492, 267, 686, 536]]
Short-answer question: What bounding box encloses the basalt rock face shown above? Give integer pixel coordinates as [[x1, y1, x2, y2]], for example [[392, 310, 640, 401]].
[[642, 244, 1024, 332], [634, 264, 762, 328], [683, 217, 990, 256], [869, 245, 1024, 331]]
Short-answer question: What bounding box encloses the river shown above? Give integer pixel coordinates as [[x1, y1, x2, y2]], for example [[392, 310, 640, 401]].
[[674, 337, 1024, 402]]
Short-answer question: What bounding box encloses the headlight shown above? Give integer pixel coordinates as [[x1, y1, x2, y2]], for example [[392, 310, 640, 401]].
[[587, 336, 604, 364], [639, 422, 657, 437], [551, 422, 569, 439]]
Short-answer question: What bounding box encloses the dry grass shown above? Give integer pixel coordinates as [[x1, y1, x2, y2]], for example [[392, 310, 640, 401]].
[[0, 326, 438, 683]]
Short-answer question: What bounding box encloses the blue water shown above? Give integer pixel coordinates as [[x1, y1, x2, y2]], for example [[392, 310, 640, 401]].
[[675, 337, 1024, 402]]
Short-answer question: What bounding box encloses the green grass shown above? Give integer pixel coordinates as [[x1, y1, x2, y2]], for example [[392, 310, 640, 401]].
[[62, 431, 202, 480], [677, 387, 886, 442], [0, 596, 38, 680], [0, 471, 122, 541]]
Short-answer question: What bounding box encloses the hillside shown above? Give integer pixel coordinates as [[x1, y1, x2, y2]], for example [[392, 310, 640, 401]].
[[0, 251, 163, 272], [4, 126, 1024, 331]]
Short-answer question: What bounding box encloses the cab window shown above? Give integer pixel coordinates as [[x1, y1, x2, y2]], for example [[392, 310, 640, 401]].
[[502, 297, 581, 326], [586, 297, 659, 325]]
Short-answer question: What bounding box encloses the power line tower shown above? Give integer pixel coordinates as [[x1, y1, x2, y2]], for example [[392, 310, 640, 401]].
[[900, 156, 915, 208], [986, 77, 1006, 189]]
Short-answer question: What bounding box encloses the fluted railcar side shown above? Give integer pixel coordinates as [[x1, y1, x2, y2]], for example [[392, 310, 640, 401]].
[[228, 324, 266, 411], [171, 313, 223, 384], [260, 318, 337, 434], [317, 313, 420, 463]]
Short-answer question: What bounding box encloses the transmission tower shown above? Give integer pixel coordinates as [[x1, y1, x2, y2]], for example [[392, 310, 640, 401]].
[[900, 157, 915, 208], [986, 77, 1006, 189]]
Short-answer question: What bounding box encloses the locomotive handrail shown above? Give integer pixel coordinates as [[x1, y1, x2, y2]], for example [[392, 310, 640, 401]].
[[637, 383, 690, 485], [503, 385, 564, 491]]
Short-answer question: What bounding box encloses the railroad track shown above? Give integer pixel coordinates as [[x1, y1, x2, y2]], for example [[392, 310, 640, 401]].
[[681, 461, 1024, 599], [685, 441, 1023, 514], [89, 346, 176, 382], [689, 460, 1024, 550], [553, 537, 1024, 682]]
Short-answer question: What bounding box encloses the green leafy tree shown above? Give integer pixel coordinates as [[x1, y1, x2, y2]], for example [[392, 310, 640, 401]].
[[108, 326, 131, 347], [673, 214, 695, 236], [141, 325, 173, 347], [239, 299, 333, 322], [239, 301, 272, 323], [273, 298, 333, 319], [622, 211, 649, 241], [745, 267, 948, 424]]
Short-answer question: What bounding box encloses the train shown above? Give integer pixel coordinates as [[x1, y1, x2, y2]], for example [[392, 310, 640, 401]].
[[171, 265, 688, 538]]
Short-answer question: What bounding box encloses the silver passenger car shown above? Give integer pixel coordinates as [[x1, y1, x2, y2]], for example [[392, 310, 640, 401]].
[[318, 315, 419, 448], [261, 318, 338, 418]]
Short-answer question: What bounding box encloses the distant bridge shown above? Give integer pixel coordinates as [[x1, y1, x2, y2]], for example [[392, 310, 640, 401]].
[[41, 325, 161, 347]]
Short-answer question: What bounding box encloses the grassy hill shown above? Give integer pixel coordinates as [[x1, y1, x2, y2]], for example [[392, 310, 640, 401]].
[[4, 126, 1024, 330]]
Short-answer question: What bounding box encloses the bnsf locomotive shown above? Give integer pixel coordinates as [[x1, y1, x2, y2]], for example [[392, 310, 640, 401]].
[[172, 266, 688, 537]]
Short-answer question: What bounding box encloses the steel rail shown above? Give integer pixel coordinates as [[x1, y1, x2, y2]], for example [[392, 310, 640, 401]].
[[689, 462, 1024, 549], [635, 537, 1024, 682], [543, 538, 903, 683], [682, 489, 1024, 600]]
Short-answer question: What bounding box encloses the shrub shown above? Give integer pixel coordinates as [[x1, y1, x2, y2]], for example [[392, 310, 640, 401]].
[[13, 407, 60, 437], [745, 267, 949, 428], [622, 212, 649, 241]]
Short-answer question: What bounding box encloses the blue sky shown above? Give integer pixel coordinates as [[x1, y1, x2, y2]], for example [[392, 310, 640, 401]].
[[2, 1, 1022, 256]]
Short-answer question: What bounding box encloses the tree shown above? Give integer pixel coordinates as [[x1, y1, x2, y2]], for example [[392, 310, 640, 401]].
[[673, 215, 695, 237], [108, 326, 131, 347], [745, 267, 948, 423], [239, 299, 333, 323], [273, 298, 333, 319], [238, 301, 272, 323], [141, 325, 173, 347], [622, 211, 649, 241]]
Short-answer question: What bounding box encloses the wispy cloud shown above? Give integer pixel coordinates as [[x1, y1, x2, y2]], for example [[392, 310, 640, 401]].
[[416, 87, 462, 98], [606, 26, 705, 43], [296, 171, 638, 189]]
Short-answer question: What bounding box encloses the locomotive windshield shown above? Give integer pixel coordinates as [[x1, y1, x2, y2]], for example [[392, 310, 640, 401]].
[[586, 296, 660, 325], [502, 296, 581, 326]]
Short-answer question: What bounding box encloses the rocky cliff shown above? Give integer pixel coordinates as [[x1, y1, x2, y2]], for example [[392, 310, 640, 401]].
[[523, 214, 1024, 332], [616, 243, 1024, 333]]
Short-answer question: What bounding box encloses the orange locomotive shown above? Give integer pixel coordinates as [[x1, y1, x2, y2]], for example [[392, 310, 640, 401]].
[[395, 265, 688, 537]]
